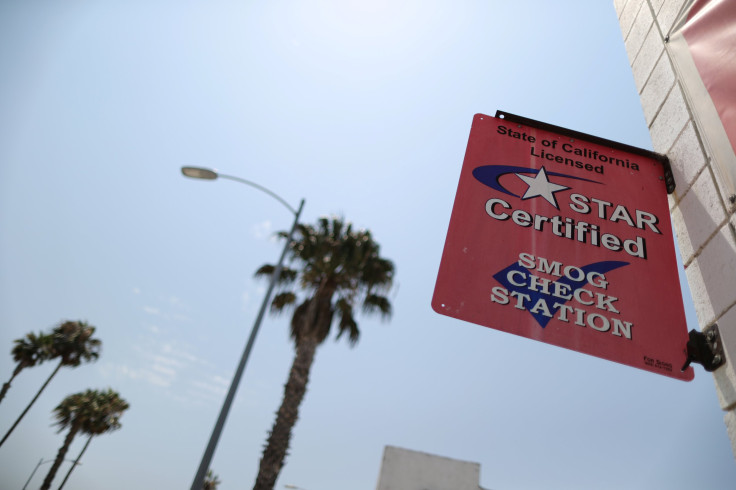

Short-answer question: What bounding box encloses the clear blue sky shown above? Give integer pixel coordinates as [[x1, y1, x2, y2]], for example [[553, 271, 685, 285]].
[[1, 1, 734, 489]]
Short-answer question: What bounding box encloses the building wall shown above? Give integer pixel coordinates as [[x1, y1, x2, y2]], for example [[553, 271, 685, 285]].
[[613, 0, 736, 455], [375, 446, 484, 490]]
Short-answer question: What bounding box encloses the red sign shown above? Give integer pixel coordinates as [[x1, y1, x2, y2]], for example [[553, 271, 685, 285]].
[[432, 113, 693, 381], [669, 0, 736, 198]]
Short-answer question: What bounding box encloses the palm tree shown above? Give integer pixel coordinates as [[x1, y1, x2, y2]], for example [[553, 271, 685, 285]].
[[40, 388, 129, 490], [203, 469, 221, 490], [0, 331, 53, 404], [252, 217, 394, 490], [0, 321, 102, 447]]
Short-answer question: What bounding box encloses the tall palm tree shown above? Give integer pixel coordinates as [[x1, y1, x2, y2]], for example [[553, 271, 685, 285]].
[[252, 217, 394, 490], [0, 331, 53, 404], [0, 321, 102, 447], [40, 388, 129, 490]]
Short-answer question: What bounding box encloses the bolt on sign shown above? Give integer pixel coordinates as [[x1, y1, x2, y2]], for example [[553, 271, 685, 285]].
[[432, 112, 693, 381]]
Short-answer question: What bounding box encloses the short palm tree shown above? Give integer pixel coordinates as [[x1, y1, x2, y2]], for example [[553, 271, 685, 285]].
[[203, 469, 221, 490], [41, 388, 129, 490], [0, 331, 53, 404], [252, 217, 394, 490], [0, 321, 102, 447]]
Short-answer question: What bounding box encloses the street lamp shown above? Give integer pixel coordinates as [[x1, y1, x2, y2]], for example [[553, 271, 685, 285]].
[[182, 166, 305, 490]]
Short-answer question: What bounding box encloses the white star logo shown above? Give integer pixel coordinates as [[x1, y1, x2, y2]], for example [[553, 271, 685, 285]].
[[515, 166, 569, 209]]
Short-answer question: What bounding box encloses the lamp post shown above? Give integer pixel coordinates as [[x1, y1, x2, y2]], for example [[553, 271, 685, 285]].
[[182, 166, 305, 490]]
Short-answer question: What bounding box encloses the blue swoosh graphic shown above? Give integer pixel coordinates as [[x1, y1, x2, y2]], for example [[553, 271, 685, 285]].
[[493, 260, 629, 327], [472, 165, 603, 198]]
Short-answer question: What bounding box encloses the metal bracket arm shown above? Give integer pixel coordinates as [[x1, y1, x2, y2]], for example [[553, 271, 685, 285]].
[[681, 323, 726, 372], [494, 110, 676, 194]]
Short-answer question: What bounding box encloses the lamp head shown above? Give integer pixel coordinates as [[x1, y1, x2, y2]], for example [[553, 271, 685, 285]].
[[181, 166, 218, 180]]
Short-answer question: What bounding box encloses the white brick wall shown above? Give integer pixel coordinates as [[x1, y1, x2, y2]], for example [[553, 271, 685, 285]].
[[649, 85, 689, 152], [669, 122, 706, 191], [640, 55, 674, 125], [615, 0, 736, 457]]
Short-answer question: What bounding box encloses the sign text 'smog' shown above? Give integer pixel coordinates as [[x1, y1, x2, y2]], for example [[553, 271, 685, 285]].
[[432, 114, 693, 380]]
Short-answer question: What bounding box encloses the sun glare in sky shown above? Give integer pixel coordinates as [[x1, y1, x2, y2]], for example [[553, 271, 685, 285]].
[[278, 0, 455, 65]]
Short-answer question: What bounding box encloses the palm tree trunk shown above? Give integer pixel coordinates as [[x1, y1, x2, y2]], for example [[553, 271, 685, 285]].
[[0, 361, 62, 447], [57, 433, 92, 490], [253, 335, 319, 490], [40, 423, 80, 490], [0, 362, 26, 405]]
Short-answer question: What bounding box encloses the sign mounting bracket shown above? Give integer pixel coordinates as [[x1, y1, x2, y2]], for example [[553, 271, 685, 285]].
[[681, 323, 726, 372], [494, 111, 676, 194]]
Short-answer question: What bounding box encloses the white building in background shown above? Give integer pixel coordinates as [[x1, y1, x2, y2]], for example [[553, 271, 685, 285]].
[[375, 446, 488, 490], [614, 0, 736, 455]]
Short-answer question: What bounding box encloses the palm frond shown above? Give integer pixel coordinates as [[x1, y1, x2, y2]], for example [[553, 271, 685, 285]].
[[254, 264, 298, 285], [335, 298, 359, 347], [362, 294, 392, 320], [270, 292, 297, 313], [254, 264, 275, 277], [362, 257, 395, 291], [318, 216, 331, 237]]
